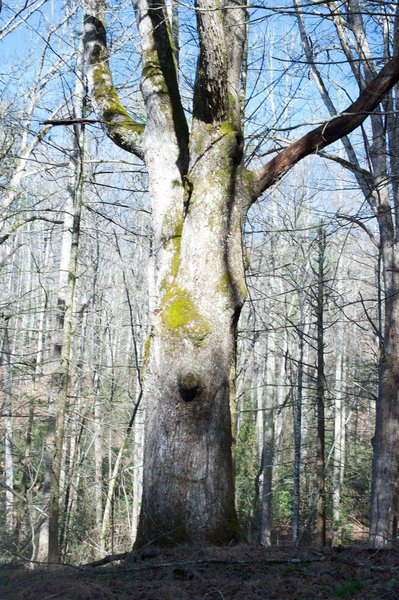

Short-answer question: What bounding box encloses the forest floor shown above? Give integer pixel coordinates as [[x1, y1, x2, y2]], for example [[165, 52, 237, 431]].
[[1, 544, 399, 600]]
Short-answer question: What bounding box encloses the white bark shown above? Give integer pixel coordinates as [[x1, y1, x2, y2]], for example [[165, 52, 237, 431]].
[[131, 409, 144, 544], [2, 316, 14, 534], [332, 321, 346, 547]]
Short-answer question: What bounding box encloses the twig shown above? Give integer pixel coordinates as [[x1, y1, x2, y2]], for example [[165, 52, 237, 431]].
[[85, 552, 129, 568], [42, 119, 100, 126]]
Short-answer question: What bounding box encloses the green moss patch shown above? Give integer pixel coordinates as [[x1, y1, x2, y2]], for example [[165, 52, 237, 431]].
[[161, 285, 210, 343]]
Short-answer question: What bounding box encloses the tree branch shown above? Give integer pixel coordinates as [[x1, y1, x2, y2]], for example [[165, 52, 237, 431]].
[[133, 0, 189, 174], [42, 118, 100, 126], [336, 213, 380, 248], [83, 1, 145, 160], [359, 291, 382, 341], [0, 216, 64, 245], [251, 55, 399, 200], [317, 150, 374, 186]]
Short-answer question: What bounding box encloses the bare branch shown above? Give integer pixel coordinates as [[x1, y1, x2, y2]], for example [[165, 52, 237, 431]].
[[317, 150, 372, 181], [336, 213, 380, 248], [251, 55, 399, 200], [0, 216, 63, 245], [359, 292, 382, 341]]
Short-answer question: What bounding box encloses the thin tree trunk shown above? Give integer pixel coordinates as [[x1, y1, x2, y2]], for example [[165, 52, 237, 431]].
[[315, 226, 326, 547], [112, 231, 146, 547], [295, 2, 399, 549], [131, 408, 144, 545], [332, 320, 346, 547], [2, 315, 14, 536], [255, 361, 265, 468], [100, 396, 142, 551], [59, 305, 88, 557], [15, 236, 50, 552], [292, 313, 304, 547], [260, 332, 275, 547], [93, 364, 103, 549]]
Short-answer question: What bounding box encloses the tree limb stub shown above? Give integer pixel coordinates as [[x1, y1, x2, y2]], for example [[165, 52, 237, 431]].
[[252, 55, 399, 200]]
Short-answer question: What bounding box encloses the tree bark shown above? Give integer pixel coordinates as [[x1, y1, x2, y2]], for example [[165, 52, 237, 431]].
[[260, 334, 275, 547]]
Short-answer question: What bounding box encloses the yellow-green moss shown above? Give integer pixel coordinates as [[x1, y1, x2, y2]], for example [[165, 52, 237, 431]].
[[178, 370, 199, 391], [144, 334, 152, 358], [216, 273, 248, 305], [140, 333, 153, 377], [161, 285, 210, 342], [219, 121, 236, 137], [162, 211, 183, 235], [170, 244, 181, 278], [92, 68, 145, 134], [242, 167, 256, 196], [217, 273, 232, 296], [161, 286, 199, 328], [141, 39, 188, 145], [183, 175, 193, 201], [161, 215, 184, 280], [191, 122, 215, 157], [142, 62, 167, 92]]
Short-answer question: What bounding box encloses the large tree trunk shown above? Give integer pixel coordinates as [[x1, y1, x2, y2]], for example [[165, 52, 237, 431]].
[[135, 124, 247, 546]]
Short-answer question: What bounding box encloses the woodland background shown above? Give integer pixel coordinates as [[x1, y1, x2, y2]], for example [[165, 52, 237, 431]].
[[0, 0, 392, 564]]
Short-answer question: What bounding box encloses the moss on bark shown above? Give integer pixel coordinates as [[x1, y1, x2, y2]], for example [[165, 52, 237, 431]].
[[160, 285, 211, 343]]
